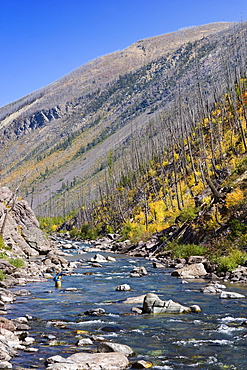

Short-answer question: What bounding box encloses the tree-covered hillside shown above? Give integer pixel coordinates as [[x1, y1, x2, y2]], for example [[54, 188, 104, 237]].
[[0, 22, 245, 217], [50, 76, 247, 272]]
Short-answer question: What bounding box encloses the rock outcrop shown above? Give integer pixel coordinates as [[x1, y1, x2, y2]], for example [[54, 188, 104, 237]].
[[0, 187, 51, 257]]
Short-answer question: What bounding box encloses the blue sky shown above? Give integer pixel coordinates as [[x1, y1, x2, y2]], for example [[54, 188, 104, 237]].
[[0, 0, 247, 108]]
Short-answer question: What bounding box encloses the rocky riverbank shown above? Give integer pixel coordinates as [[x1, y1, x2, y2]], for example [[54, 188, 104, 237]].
[[0, 187, 79, 369], [0, 186, 246, 369], [60, 232, 247, 284]]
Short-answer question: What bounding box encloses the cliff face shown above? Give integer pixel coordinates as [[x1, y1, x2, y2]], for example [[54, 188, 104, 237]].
[[0, 187, 50, 257]]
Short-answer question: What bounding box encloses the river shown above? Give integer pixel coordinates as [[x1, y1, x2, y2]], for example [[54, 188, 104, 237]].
[[6, 240, 247, 369]]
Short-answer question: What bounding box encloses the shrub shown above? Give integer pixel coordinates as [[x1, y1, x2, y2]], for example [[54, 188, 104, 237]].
[[238, 234, 247, 250], [121, 221, 151, 243], [0, 270, 6, 281], [235, 157, 247, 175], [0, 235, 10, 250], [8, 258, 25, 268], [225, 188, 244, 209], [217, 249, 247, 272], [0, 251, 8, 259], [69, 228, 80, 239], [229, 219, 246, 238], [164, 241, 207, 258], [179, 206, 199, 223], [0, 235, 5, 249]]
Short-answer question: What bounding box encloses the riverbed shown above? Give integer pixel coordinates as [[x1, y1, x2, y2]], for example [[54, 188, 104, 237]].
[[7, 241, 247, 369]]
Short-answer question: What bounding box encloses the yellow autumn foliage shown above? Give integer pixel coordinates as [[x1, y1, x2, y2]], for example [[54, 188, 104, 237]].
[[225, 188, 244, 209]]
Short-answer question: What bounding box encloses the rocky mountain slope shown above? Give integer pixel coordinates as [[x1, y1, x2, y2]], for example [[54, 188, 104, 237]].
[[0, 22, 245, 215]]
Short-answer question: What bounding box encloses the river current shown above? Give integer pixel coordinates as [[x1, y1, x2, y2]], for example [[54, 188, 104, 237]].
[[7, 240, 247, 369]]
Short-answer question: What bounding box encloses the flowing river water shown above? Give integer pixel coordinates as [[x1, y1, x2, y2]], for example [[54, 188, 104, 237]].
[[6, 240, 247, 369]]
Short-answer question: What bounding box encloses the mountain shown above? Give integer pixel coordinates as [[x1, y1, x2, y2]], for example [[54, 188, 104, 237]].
[[0, 21, 246, 217]]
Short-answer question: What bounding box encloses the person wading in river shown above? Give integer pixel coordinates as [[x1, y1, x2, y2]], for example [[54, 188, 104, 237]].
[[53, 269, 63, 288]]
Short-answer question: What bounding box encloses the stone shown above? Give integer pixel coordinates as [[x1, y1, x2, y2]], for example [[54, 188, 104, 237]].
[[0, 188, 51, 257], [14, 289, 31, 296], [130, 266, 148, 277], [220, 291, 245, 299], [152, 262, 166, 268], [67, 352, 129, 370], [107, 256, 116, 262], [0, 327, 23, 350], [190, 305, 201, 313], [142, 293, 191, 314], [115, 284, 131, 291], [47, 364, 78, 370], [201, 285, 223, 294], [0, 261, 16, 275], [84, 308, 105, 316], [171, 263, 207, 279], [122, 295, 146, 304], [97, 341, 134, 356], [90, 335, 106, 342], [187, 256, 207, 264], [91, 262, 103, 267], [0, 361, 12, 369], [21, 227, 50, 254], [76, 338, 93, 346], [22, 336, 35, 345], [131, 360, 153, 368], [131, 307, 142, 314], [0, 288, 15, 301], [24, 347, 38, 352], [0, 318, 16, 332], [45, 355, 73, 365], [12, 316, 28, 324], [89, 254, 108, 263]]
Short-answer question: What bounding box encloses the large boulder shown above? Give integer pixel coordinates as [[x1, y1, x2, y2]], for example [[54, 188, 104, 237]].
[[142, 293, 192, 314], [171, 263, 207, 279], [0, 187, 51, 257], [21, 227, 50, 254], [67, 352, 129, 370]]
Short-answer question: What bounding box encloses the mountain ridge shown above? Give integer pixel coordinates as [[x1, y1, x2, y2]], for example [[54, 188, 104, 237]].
[[0, 21, 244, 215]]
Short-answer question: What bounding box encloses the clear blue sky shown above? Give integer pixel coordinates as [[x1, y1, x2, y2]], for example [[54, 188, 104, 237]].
[[0, 0, 247, 108]]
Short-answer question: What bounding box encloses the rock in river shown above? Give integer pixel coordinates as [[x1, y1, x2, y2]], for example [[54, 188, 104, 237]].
[[68, 352, 129, 370], [171, 262, 207, 279], [142, 293, 197, 314], [220, 291, 245, 299], [115, 284, 131, 291], [97, 341, 134, 357]]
